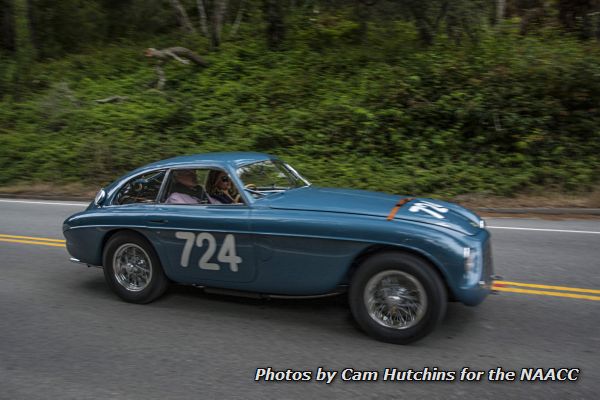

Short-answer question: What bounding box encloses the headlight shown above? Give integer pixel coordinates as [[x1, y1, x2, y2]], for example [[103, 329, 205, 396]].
[[469, 219, 486, 229], [463, 247, 481, 285], [464, 247, 475, 271]]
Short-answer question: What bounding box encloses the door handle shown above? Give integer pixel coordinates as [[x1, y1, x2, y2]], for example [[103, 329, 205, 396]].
[[148, 219, 168, 224]]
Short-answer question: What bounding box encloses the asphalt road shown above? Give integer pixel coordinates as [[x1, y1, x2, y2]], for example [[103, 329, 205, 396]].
[[0, 199, 598, 400]]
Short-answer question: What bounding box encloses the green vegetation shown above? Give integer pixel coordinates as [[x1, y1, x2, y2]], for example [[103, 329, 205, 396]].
[[1, 1, 599, 197]]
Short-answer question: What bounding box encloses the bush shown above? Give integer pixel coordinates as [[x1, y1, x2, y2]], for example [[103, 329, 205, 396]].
[[0, 19, 599, 197]]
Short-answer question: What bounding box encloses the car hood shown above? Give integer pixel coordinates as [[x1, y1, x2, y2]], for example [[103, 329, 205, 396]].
[[259, 186, 482, 235]]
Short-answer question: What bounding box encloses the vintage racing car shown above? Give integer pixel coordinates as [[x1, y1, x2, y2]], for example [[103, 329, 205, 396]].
[[63, 152, 494, 344]]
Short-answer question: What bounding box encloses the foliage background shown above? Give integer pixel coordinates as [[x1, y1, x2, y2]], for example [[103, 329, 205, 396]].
[[0, 0, 599, 198]]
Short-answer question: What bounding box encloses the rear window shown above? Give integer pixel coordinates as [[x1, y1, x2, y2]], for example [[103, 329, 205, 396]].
[[114, 170, 166, 205]]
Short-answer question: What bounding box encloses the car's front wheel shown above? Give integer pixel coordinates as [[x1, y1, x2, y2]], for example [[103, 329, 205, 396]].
[[349, 251, 447, 344], [103, 231, 169, 304]]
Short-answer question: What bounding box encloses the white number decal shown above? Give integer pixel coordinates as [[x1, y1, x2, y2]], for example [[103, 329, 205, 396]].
[[217, 234, 242, 272], [408, 201, 449, 219], [175, 231, 195, 267], [196, 232, 220, 270], [175, 231, 242, 272]]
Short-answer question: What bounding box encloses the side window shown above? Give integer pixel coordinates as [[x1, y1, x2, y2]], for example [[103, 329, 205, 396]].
[[161, 169, 209, 205], [114, 170, 166, 205], [205, 169, 242, 205], [161, 168, 243, 205]]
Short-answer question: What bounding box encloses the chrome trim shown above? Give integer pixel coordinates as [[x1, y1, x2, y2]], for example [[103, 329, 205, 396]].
[[283, 162, 311, 187], [108, 169, 167, 206], [94, 189, 106, 207], [193, 285, 345, 299], [156, 169, 172, 203], [70, 257, 102, 269], [268, 291, 344, 299]]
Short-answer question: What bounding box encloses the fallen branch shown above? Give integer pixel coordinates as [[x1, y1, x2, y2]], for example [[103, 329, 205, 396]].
[[145, 47, 209, 67], [95, 95, 128, 104], [145, 47, 209, 90]]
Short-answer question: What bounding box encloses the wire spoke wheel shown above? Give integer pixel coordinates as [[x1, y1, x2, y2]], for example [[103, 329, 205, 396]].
[[112, 243, 153, 292], [363, 270, 428, 330], [104, 232, 169, 304], [350, 252, 446, 343]]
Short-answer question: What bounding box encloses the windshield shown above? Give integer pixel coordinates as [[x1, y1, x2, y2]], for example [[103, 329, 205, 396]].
[[236, 160, 310, 198]]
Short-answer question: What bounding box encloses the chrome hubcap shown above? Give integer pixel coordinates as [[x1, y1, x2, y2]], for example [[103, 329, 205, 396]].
[[364, 270, 427, 329], [113, 244, 152, 292]]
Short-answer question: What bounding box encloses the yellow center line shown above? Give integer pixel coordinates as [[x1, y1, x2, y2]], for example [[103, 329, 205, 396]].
[[0, 238, 66, 248], [0, 234, 65, 243], [493, 280, 600, 294], [0, 232, 598, 301], [492, 286, 600, 301]]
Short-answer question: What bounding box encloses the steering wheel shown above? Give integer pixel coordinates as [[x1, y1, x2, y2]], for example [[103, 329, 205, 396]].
[[233, 184, 258, 203]]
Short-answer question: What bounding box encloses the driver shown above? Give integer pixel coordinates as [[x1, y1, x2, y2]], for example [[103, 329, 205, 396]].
[[165, 169, 206, 204]]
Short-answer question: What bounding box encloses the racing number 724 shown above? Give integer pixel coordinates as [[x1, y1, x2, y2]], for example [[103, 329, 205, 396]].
[[175, 231, 242, 272]]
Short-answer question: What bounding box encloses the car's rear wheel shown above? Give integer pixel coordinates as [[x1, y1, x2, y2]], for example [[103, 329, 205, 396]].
[[349, 251, 446, 344], [103, 231, 169, 304]]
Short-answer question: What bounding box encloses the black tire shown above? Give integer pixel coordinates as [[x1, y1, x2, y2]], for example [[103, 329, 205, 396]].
[[102, 231, 169, 304], [349, 251, 447, 344]]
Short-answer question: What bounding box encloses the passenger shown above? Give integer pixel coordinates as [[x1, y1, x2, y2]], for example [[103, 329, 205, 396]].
[[165, 169, 206, 204], [206, 170, 236, 204]]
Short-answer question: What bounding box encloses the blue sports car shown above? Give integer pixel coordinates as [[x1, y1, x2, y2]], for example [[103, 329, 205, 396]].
[[63, 152, 494, 344]]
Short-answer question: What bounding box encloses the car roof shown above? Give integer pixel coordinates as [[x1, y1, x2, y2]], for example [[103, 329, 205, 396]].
[[142, 152, 275, 170], [103, 152, 277, 196]]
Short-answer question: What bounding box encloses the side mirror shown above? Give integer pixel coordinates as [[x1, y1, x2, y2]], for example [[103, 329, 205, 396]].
[[94, 189, 106, 206]]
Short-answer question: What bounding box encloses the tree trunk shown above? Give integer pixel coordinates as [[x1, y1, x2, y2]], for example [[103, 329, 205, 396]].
[[169, 0, 196, 34], [558, 0, 599, 38], [13, 0, 35, 62], [196, 0, 209, 36], [263, 0, 285, 49], [211, 0, 228, 49], [1, 0, 15, 51], [353, 0, 370, 43], [519, 6, 546, 35], [496, 0, 505, 22], [406, 0, 434, 45], [229, 0, 245, 38]]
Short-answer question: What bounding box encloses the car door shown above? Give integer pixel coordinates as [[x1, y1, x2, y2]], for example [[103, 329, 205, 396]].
[[145, 168, 256, 286], [248, 207, 360, 295]]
